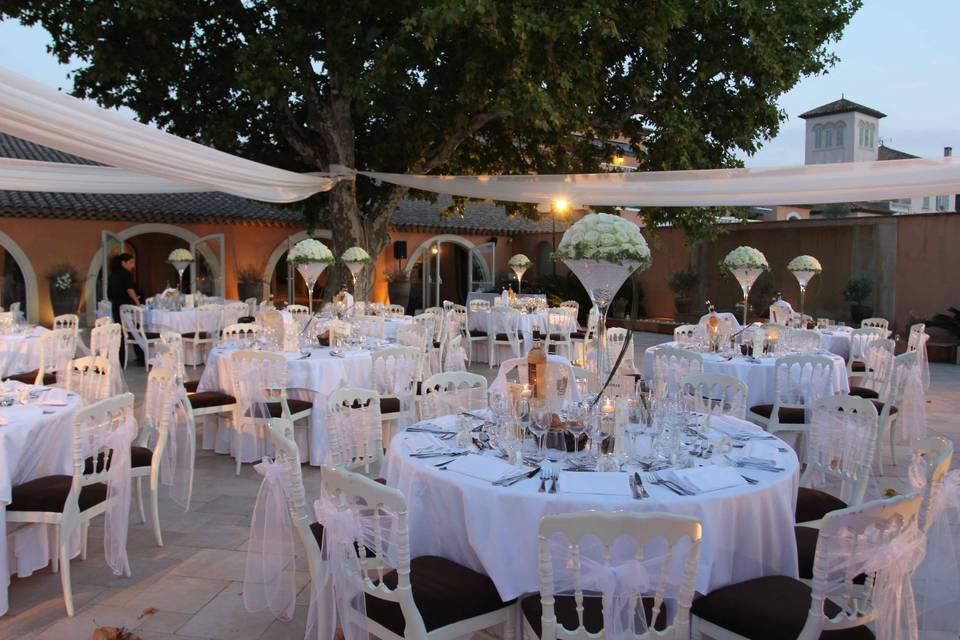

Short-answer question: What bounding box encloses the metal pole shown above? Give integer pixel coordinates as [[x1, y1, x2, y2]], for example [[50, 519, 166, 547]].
[[552, 212, 557, 276]]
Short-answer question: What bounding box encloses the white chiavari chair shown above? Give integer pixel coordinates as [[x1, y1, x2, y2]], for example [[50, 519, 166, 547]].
[[94, 315, 113, 328], [606, 327, 636, 374], [327, 387, 384, 476], [230, 350, 311, 475], [489, 306, 521, 367], [119, 304, 162, 369], [318, 464, 516, 639], [847, 326, 885, 377], [570, 308, 597, 366], [53, 314, 79, 344], [913, 436, 954, 533], [860, 317, 889, 331], [3, 327, 76, 385], [372, 346, 421, 431], [847, 338, 894, 400], [469, 298, 491, 313], [521, 511, 702, 640], [90, 322, 125, 394], [221, 301, 249, 330], [285, 304, 311, 329], [786, 328, 821, 352], [692, 494, 923, 640], [747, 354, 834, 442], [221, 322, 264, 347], [420, 371, 487, 421], [353, 315, 386, 340], [6, 394, 136, 615], [768, 302, 791, 325], [673, 323, 699, 345], [873, 351, 917, 474], [652, 346, 703, 396], [680, 372, 748, 419], [64, 356, 112, 404], [543, 308, 575, 360], [183, 303, 222, 368], [442, 334, 468, 372]]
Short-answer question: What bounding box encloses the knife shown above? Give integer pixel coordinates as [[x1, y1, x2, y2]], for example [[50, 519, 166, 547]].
[[634, 472, 649, 498]]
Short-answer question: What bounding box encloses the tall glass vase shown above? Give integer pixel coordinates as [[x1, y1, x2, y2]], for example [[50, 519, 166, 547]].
[[171, 260, 192, 294], [346, 262, 365, 301], [563, 259, 639, 397], [296, 262, 328, 313], [791, 270, 817, 320], [730, 267, 763, 327], [511, 266, 527, 294]]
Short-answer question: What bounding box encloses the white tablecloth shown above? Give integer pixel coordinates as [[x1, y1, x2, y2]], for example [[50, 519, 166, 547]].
[[818, 330, 851, 360], [0, 386, 83, 616], [143, 308, 198, 334], [384, 414, 799, 600], [0, 327, 48, 378], [382, 317, 414, 339], [642, 342, 849, 408], [467, 310, 575, 363], [197, 346, 373, 465]]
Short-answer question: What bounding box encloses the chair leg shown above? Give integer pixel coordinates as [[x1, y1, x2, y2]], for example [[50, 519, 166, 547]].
[[59, 536, 74, 616], [150, 479, 163, 547], [135, 477, 146, 523], [50, 526, 60, 573], [889, 420, 897, 467], [80, 521, 89, 560], [123, 336, 130, 370]]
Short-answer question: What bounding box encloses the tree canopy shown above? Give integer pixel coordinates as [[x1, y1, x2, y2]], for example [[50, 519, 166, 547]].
[[3, 0, 861, 291]]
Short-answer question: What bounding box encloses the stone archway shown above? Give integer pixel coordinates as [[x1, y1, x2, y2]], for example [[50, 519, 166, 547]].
[[405, 234, 491, 283], [263, 230, 334, 303], [0, 230, 39, 323]]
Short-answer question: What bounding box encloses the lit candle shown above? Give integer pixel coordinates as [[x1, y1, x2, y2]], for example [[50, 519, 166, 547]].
[[601, 397, 615, 415], [521, 384, 532, 399]]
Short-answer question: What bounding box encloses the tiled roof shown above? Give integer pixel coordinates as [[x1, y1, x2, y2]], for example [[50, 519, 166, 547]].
[[799, 98, 886, 120], [877, 145, 918, 161], [390, 196, 555, 235]]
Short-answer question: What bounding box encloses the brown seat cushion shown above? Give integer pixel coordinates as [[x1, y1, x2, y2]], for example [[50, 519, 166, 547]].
[[184, 379, 201, 393], [188, 391, 237, 409], [181, 331, 211, 339], [571, 331, 588, 340], [870, 400, 897, 416], [521, 592, 666, 637], [494, 333, 519, 341], [795, 526, 867, 584], [310, 521, 378, 558], [144, 332, 162, 340], [247, 399, 313, 418], [9, 475, 108, 513], [364, 555, 514, 635], [690, 575, 875, 640], [848, 385, 879, 400], [548, 333, 569, 341], [2, 369, 56, 385], [850, 361, 866, 372], [238, 316, 256, 324], [468, 329, 487, 337], [432, 340, 442, 349], [748, 404, 807, 424], [379, 396, 402, 415], [84, 445, 153, 473], [795, 487, 847, 523]]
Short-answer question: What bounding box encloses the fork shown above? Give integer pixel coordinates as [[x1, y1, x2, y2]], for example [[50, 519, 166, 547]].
[[538, 467, 549, 493], [548, 467, 559, 493]]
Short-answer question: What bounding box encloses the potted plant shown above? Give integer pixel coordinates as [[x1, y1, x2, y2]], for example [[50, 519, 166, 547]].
[[236, 266, 263, 302], [386, 268, 411, 310], [843, 277, 873, 324], [667, 270, 699, 316], [45, 264, 83, 317]]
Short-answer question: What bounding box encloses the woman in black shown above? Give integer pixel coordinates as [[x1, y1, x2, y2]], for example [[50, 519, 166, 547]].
[[108, 252, 142, 364]]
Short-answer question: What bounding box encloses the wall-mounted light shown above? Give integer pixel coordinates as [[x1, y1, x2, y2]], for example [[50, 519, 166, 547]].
[[430, 244, 440, 256]]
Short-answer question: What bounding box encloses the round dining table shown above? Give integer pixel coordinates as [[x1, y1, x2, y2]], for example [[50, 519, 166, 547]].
[[0, 383, 83, 616], [0, 326, 49, 380], [384, 413, 800, 600], [197, 344, 374, 465], [467, 309, 576, 362], [642, 341, 849, 408]]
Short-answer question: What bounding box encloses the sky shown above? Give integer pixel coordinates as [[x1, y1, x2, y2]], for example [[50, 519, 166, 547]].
[[1, 0, 957, 168]]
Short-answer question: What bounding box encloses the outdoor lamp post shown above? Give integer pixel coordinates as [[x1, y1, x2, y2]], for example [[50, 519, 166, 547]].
[[552, 198, 570, 276]]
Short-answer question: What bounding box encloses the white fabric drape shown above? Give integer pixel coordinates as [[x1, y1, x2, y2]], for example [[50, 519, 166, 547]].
[[0, 66, 338, 202]]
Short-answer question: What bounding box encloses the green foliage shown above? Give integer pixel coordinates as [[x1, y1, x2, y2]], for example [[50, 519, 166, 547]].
[[926, 307, 960, 342], [235, 266, 263, 285], [386, 268, 410, 283], [3, 0, 860, 252], [843, 277, 872, 304], [667, 270, 699, 297], [821, 203, 854, 218]]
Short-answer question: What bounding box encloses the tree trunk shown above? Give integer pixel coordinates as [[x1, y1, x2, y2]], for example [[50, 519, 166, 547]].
[[325, 180, 364, 300]]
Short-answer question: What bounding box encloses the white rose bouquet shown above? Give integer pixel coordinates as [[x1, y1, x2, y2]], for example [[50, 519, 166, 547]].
[[167, 248, 195, 263], [787, 255, 822, 274], [554, 212, 651, 268], [288, 238, 335, 265], [508, 254, 533, 269], [341, 247, 372, 264], [722, 246, 769, 272]]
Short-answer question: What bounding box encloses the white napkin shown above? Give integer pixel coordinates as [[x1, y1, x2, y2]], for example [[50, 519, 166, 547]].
[[38, 388, 69, 406], [742, 442, 781, 464], [444, 454, 531, 483], [559, 471, 633, 496], [664, 467, 746, 494], [402, 433, 449, 454]]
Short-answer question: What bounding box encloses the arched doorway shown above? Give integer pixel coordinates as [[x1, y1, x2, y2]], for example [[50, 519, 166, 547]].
[[83, 224, 223, 325], [263, 230, 334, 306], [405, 235, 494, 310], [0, 230, 37, 322]]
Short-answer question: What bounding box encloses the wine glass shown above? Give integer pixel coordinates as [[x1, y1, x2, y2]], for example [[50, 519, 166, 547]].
[[528, 405, 552, 461]]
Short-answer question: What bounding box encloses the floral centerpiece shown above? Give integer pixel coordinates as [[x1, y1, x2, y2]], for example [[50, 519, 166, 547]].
[[787, 255, 822, 318], [341, 246, 372, 301], [554, 213, 651, 392], [45, 263, 84, 316], [167, 248, 195, 292], [508, 254, 533, 293], [288, 238, 334, 312], [722, 246, 769, 325]]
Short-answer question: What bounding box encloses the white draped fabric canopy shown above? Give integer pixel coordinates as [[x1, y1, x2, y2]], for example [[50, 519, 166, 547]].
[[2, 65, 960, 206]]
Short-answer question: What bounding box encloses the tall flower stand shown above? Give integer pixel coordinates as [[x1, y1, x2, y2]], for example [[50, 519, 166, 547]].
[[346, 262, 365, 301], [511, 266, 527, 294], [731, 267, 763, 327], [296, 262, 328, 313], [792, 270, 817, 320], [171, 260, 192, 294]]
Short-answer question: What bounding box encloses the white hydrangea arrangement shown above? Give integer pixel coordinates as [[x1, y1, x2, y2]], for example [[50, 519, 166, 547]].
[[167, 248, 194, 263], [508, 254, 533, 269], [722, 246, 769, 271], [53, 272, 73, 291], [288, 238, 334, 265], [787, 255, 822, 273], [554, 212, 651, 267], [341, 246, 372, 264]]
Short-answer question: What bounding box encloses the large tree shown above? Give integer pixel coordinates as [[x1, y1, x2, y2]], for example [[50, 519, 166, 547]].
[[4, 0, 859, 294]]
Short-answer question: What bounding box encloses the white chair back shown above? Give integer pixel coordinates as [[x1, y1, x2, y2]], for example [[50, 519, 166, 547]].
[[158, 331, 187, 382], [222, 322, 264, 347], [37, 327, 78, 384], [230, 350, 291, 413], [907, 323, 926, 352], [90, 323, 124, 393], [469, 298, 491, 312], [396, 323, 428, 350], [680, 372, 748, 419], [606, 327, 635, 372], [285, 304, 311, 328], [326, 387, 383, 474], [787, 328, 821, 352], [94, 316, 113, 328], [653, 347, 704, 395], [859, 338, 895, 395], [673, 324, 699, 344], [64, 355, 112, 403], [353, 316, 385, 340], [771, 354, 834, 413], [912, 437, 954, 533], [860, 317, 889, 331], [53, 313, 79, 337], [769, 303, 791, 325], [442, 334, 467, 372], [371, 346, 421, 401], [384, 303, 406, 318], [420, 371, 487, 420], [221, 301, 249, 329]]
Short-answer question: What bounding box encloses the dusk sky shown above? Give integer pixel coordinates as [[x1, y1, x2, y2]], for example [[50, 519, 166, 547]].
[[1, 0, 957, 168]]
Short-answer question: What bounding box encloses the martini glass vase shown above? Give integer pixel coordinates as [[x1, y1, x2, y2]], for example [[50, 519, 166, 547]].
[[564, 259, 639, 397], [296, 262, 328, 314], [346, 262, 365, 302], [792, 270, 817, 321], [171, 260, 192, 294], [512, 266, 527, 294], [730, 267, 763, 327]]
